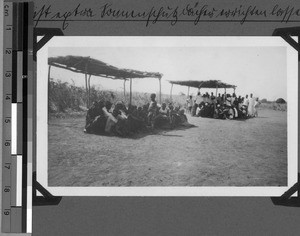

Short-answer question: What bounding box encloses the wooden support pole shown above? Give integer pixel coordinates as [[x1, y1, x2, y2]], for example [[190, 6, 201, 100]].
[[159, 78, 162, 104], [216, 85, 218, 97], [88, 74, 91, 108], [129, 78, 132, 105], [85, 73, 88, 108], [85, 61, 89, 108], [170, 83, 173, 100], [123, 79, 126, 98], [48, 65, 51, 81], [187, 86, 190, 96]]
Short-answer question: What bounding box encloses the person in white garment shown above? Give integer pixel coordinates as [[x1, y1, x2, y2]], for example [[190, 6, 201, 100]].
[[247, 93, 255, 117], [254, 97, 261, 117]]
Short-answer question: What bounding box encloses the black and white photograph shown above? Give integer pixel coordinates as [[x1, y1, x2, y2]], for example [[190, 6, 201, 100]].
[[36, 37, 298, 196]]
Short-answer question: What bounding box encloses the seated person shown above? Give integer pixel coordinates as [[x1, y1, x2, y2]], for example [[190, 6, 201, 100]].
[[85, 100, 107, 134], [85, 101, 101, 128], [214, 104, 225, 119], [112, 101, 130, 136], [127, 105, 146, 133], [159, 103, 169, 116], [154, 103, 170, 128], [199, 103, 210, 117], [103, 101, 118, 134]]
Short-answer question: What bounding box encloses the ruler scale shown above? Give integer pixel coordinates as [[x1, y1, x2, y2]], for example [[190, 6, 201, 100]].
[[26, 2, 34, 232], [2, 1, 33, 233], [22, 2, 29, 233], [2, 2, 13, 233]]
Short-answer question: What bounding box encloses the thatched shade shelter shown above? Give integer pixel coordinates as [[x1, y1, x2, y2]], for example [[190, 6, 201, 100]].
[[48, 55, 163, 107], [168, 80, 236, 98]]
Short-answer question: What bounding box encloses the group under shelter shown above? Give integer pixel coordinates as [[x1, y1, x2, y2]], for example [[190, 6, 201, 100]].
[[48, 55, 163, 107], [168, 79, 237, 98]]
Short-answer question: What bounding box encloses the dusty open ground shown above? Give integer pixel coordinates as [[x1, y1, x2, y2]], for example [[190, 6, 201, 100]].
[[48, 109, 287, 186]]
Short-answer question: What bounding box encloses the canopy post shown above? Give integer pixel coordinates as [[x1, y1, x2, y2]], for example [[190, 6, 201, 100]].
[[233, 87, 236, 94], [85, 60, 89, 108], [129, 78, 132, 105], [170, 83, 173, 100], [48, 65, 51, 81], [159, 77, 161, 104], [85, 73, 88, 108], [187, 86, 190, 96], [88, 74, 91, 107], [123, 79, 126, 99], [216, 84, 218, 97]]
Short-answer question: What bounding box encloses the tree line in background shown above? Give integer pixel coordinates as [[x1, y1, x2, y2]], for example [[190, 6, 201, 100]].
[[48, 79, 287, 115], [48, 79, 187, 114]]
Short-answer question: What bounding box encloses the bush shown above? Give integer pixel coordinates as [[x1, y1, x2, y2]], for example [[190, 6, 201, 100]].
[[261, 98, 268, 103], [276, 98, 286, 104]]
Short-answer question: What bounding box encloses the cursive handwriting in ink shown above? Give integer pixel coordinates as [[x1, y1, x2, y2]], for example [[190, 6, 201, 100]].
[[216, 5, 267, 24], [50, 4, 95, 29], [181, 3, 217, 25], [33, 4, 52, 27], [100, 3, 179, 26], [34, 4, 95, 30], [33, 2, 300, 30], [146, 6, 179, 26], [271, 4, 300, 23]]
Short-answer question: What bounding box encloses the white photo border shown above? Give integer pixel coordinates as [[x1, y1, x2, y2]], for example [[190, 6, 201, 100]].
[[37, 36, 298, 196]]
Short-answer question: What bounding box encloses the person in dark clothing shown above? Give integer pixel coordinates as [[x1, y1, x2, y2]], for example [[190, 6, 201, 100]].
[[84, 100, 106, 134]]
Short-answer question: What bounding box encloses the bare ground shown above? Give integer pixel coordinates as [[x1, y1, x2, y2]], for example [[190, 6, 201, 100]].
[[48, 109, 287, 186]]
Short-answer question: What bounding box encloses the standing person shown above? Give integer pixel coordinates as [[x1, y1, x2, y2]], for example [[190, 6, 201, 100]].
[[220, 94, 225, 105], [187, 95, 194, 114], [254, 97, 261, 117], [216, 93, 222, 104], [248, 93, 255, 117], [243, 95, 249, 108], [193, 92, 202, 116], [148, 93, 157, 127], [231, 93, 236, 105]]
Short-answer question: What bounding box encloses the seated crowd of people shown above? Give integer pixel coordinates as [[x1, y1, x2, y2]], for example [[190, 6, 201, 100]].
[[186, 92, 260, 119], [84, 93, 190, 136]]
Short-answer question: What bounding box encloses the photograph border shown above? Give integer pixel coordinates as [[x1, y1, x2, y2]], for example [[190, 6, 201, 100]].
[[37, 36, 298, 196]]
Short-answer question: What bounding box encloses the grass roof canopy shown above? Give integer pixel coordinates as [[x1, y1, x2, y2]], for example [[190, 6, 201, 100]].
[[169, 80, 236, 89], [48, 55, 164, 107], [48, 55, 163, 79]]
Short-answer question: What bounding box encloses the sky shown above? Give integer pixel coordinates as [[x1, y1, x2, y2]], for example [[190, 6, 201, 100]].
[[47, 44, 288, 101]]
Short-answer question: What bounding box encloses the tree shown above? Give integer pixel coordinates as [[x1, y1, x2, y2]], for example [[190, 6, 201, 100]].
[[261, 98, 268, 103], [276, 98, 286, 104]]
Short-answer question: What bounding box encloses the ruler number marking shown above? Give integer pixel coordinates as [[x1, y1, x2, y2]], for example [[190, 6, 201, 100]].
[[3, 209, 11, 216], [4, 140, 11, 146], [5, 71, 12, 78], [4, 117, 11, 123], [4, 4, 10, 17], [5, 48, 12, 54], [4, 163, 11, 169], [3, 186, 10, 193]]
